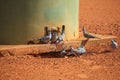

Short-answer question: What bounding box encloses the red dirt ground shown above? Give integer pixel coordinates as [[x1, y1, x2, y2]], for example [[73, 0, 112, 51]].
[[0, 0, 120, 80]]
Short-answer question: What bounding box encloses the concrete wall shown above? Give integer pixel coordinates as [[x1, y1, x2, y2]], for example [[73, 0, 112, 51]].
[[0, 0, 28, 44], [0, 0, 79, 44]]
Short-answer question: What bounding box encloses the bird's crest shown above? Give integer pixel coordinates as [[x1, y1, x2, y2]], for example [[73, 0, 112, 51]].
[[111, 40, 115, 42], [82, 26, 87, 33]]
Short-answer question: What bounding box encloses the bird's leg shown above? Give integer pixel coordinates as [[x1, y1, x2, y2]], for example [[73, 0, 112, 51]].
[[72, 52, 79, 57]]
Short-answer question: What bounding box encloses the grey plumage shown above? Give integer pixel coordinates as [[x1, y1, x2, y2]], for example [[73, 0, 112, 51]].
[[77, 44, 86, 54], [82, 27, 100, 39], [60, 46, 67, 57], [111, 40, 118, 49], [38, 31, 52, 44], [70, 44, 86, 56], [57, 25, 65, 43]]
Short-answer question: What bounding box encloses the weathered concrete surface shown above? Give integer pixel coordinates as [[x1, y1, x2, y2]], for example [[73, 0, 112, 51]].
[[0, 33, 117, 57]]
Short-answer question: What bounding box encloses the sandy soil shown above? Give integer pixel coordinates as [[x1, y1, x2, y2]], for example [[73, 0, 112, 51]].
[[0, 0, 120, 80], [0, 50, 120, 80]]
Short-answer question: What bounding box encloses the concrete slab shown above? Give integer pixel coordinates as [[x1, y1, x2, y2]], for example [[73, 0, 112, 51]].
[[0, 34, 117, 57]]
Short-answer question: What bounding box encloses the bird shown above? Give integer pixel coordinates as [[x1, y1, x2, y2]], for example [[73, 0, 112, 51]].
[[60, 46, 67, 57], [77, 44, 86, 54], [56, 25, 65, 44], [69, 46, 79, 57], [38, 31, 52, 44], [82, 27, 100, 39], [69, 44, 86, 57], [111, 40, 118, 49], [50, 32, 59, 44], [44, 26, 50, 36]]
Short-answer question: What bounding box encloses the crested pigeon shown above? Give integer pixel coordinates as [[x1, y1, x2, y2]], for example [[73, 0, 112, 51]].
[[60, 46, 67, 57], [111, 40, 118, 49], [69, 44, 86, 56], [51, 32, 58, 44], [82, 27, 100, 39], [56, 25, 65, 44], [38, 31, 52, 44]]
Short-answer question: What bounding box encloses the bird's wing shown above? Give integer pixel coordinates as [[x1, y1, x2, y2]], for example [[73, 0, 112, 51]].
[[85, 33, 100, 39], [59, 33, 65, 41], [85, 33, 96, 38], [77, 48, 86, 54], [39, 36, 50, 41], [113, 42, 118, 48]]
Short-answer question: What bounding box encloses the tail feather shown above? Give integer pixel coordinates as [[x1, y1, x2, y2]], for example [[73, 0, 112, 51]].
[[44, 26, 49, 36], [61, 25, 65, 34]]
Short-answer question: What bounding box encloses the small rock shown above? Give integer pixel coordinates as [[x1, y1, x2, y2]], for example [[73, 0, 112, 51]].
[[64, 56, 68, 58]]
